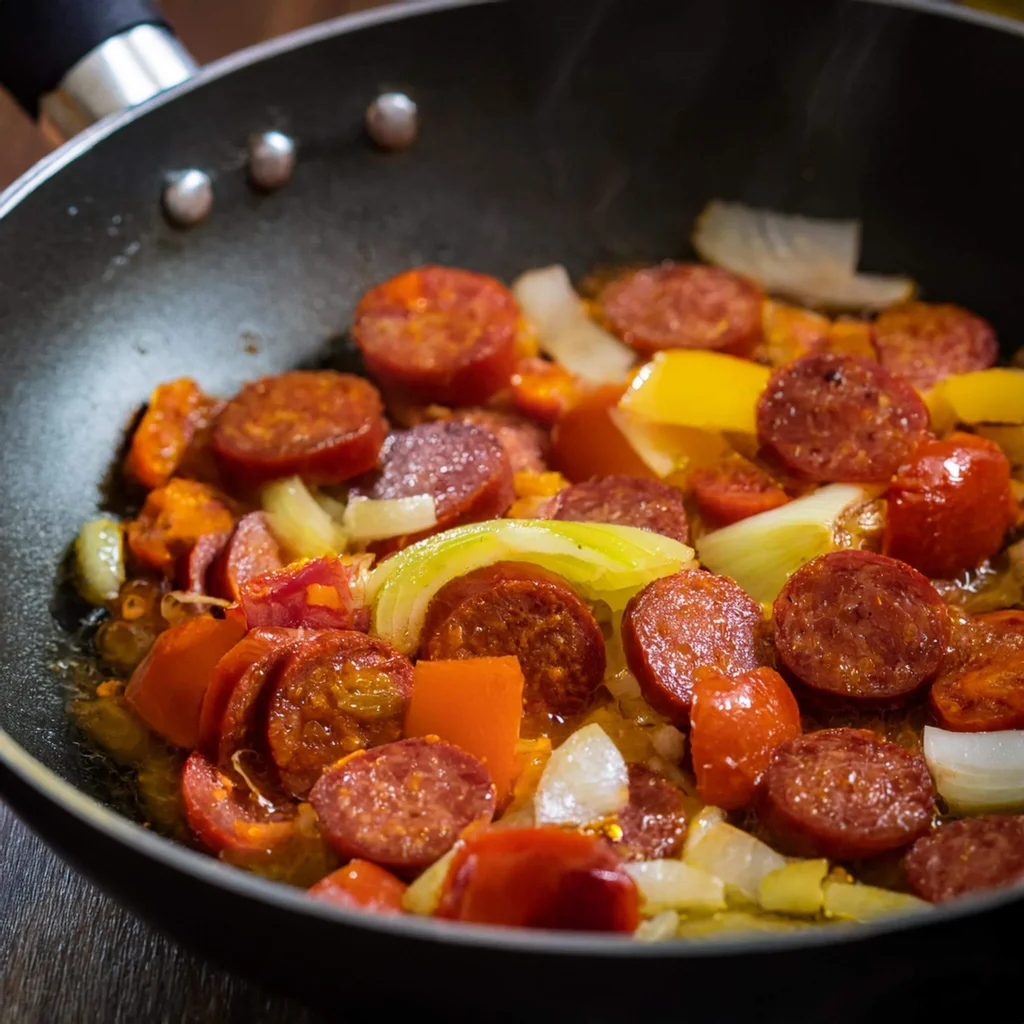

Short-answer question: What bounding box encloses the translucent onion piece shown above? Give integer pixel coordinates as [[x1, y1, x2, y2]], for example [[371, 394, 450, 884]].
[[758, 859, 829, 916], [74, 518, 125, 606], [684, 822, 786, 903], [342, 495, 437, 542], [692, 200, 913, 312], [512, 265, 635, 383], [609, 407, 729, 480], [932, 368, 1024, 426], [924, 726, 1024, 813], [682, 805, 726, 860], [634, 909, 681, 942], [401, 845, 459, 916], [625, 860, 726, 915], [533, 723, 630, 827], [367, 519, 696, 655], [696, 484, 868, 603], [822, 880, 928, 922], [262, 476, 347, 559]]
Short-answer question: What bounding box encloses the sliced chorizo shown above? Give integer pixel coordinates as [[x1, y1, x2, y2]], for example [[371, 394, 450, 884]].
[[622, 569, 764, 726], [874, 301, 998, 392], [309, 736, 495, 870], [211, 370, 386, 490], [904, 815, 1024, 903], [757, 728, 935, 860], [420, 561, 605, 722], [348, 421, 514, 551], [773, 550, 950, 707], [352, 266, 519, 405], [453, 408, 549, 475], [612, 765, 688, 861], [689, 461, 790, 528], [177, 530, 229, 594], [266, 631, 413, 797], [756, 353, 931, 482], [209, 511, 284, 601], [545, 475, 689, 545], [600, 263, 763, 358]]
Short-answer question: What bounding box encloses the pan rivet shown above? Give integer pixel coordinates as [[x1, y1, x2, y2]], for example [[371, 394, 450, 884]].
[[162, 169, 213, 226], [248, 131, 297, 190], [366, 92, 419, 150]]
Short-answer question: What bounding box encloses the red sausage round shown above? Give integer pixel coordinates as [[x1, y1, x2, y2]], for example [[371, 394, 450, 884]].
[[874, 302, 998, 391], [545, 475, 690, 545], [756, 353, 931, 482], [212, 370, 386, 489], [209, 511, 284, 601], [773, 550, 950, 706], [622, 569, 764, 726], [453, 409, 550, 475], [904, 815, 1024, 903], [884, 433, 1015, 580], [420, 561, 606, 722], [689, 461, 790, 528], [178, 530, 229, 594], [309, 737, 496, 870], [266, 631, 413, 798], [612, 765, 688, 861], [757, 728, 935, 860], [600, 263, 763, 358], [352, 266, 519, 405]]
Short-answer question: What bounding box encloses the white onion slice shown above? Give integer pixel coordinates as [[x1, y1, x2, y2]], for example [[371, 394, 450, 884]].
[[682, 805, 726, 860], [684, 822, 786, 903], [74, 518, 125, 606], [262, 476, 347, 559], [692, 200, 913, 312], [512, 265, 635, 383], [924, 726, 1024, 813], [342, 495, 437, 542], [625, 860, 726, 914], [401, 845, 459, 916], [533, 723, 629, 826], [634, 910, 680, 942]]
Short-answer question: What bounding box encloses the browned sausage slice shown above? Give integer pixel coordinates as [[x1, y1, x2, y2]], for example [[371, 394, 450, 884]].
[[453, 409, 550, 475], [773, 550, 950, 707], [757, 728, 935, 860], [612, 765, 688, 861], [209, 511, 284, 601], [419, 561, 606, 722], [622, 570, 764, 725], [309, 737, 496, 870]]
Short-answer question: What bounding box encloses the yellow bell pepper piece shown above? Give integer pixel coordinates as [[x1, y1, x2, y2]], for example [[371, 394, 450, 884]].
[[932, 368, 1024, 425], [608, 407, 730, 480], [620, 351, 771, 434], [922, 386, 958, 436], [822, 880, 928, 922]]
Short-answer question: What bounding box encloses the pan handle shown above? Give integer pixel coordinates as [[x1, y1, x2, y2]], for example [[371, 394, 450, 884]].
[[0, 0, 196, 137]]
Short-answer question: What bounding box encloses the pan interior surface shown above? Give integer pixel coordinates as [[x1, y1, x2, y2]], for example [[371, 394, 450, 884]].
[[2, 0, 1024, 968]]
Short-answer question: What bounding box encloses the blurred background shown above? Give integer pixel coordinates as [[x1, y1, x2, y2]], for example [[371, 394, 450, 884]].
[[0, 0, 1018, 190]]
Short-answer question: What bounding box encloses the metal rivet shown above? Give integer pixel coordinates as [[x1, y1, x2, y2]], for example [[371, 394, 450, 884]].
[[248, 130, 297, 190], [366, 92, 419, 150], [162, 169, 213, 226]]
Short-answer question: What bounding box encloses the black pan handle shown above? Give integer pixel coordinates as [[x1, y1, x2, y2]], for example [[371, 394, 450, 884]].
[[0, 0, 195, 132]]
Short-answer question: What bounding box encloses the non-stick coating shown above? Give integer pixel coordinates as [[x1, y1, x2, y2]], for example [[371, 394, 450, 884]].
[[1, 0, 1023, 1018]]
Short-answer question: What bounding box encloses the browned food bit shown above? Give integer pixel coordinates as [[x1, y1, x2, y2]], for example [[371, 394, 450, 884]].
[[612, 764, 688, 861], [309, 737, 496, 870], [874, 302, 998, 391], [600, 263, 763, 358], [773, 550, 950, 707], [545, 475, 689, 545], [419, 561, 606, 722], [178, 530, 229, 594], [757, 728, 935, 860], [266, 630, 413, 798], [904, 815, 1024, 903], [208, 511, 284, 601], [453, 408, 549, 474], [756, 353, 931, 482], [622, 570, 764, 726], [211, 370, 387, 489]]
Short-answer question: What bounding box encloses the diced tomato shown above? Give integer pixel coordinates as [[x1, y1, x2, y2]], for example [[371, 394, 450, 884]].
[[884, 433, 1015, 579], [307, 860, 407, 914], [437, 827, 638, 932], [510, 357, 579, 426], [690, 460, 790, 527], [689, 667, 802, 811]]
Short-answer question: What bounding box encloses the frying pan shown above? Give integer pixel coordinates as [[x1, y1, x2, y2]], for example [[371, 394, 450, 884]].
[[1, 0, 1023, 1019]]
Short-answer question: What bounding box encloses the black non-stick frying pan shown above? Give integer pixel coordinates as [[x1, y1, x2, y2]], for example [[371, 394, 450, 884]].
[[1, 1, 1023, 1020]]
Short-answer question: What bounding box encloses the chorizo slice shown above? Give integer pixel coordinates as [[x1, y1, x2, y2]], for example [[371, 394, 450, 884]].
[[756, 353, 930, 482], [904, 815, 1024, 903], [209, 511, 284, 601], [309, 737, 495, 870], [266, 631, 413, 798], [689, 461, 790, 528], [352, 266, 519, 405], [211, 370, 386, 490], [348, 421, 514, 551], [420, 562, 606, 722], [545, 475, 690, 545], [306, 861, 407, 914], [622, 570, 764, 725], [453, 408, 550, 475], [874, 301, 998, 391], [600, 263, 763, 358], [773, 550, 950, 706], [177, 530, 230, 594], [612, 765, 688, 862], [757, 728, 935, 860]]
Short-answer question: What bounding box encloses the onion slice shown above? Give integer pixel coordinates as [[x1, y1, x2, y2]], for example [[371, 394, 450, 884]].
[[924, 725, 1024, 813], [624, 860, 727, 915], [74, 518, 125, 606], [342, 495, 437, 542], [684, 821, 786, 903], [262, 476, 347, 559], [512, 265, 635, 383], [692, 200, 913, 312]]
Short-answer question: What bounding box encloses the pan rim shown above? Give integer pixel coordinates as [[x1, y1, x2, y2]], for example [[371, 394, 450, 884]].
[[1, 0, 1024, 962]]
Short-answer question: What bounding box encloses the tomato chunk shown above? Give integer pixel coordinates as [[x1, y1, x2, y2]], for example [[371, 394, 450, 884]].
[[690, 460, 790, 527], [689, 666, 802, 810], [510, 357, 579, 426], [437, 827, 638, 932], [307, 861, 407, 914], [884, 433, 1014, 579], [931, 641, 1024, 732]]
